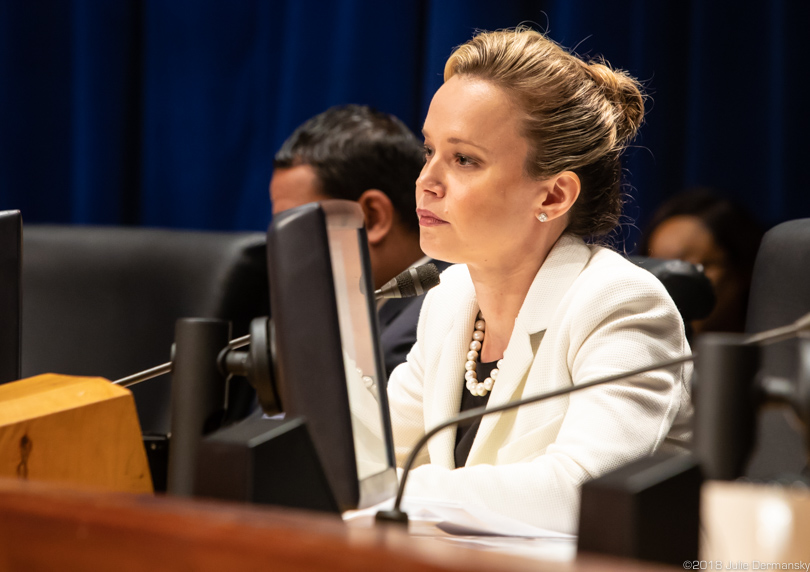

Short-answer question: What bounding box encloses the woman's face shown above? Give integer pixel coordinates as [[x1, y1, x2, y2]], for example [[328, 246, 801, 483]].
[[416, 75, 546, 266], [647, 215, 743, 333], [647, 215, 727, 288]]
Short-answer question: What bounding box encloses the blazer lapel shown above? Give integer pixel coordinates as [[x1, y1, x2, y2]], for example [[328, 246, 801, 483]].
[[466, 235, 593, 465], [423, 269, 478, 469]]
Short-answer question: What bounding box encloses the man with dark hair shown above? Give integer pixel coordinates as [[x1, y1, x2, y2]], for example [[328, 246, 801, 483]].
[[270, 104, 447, 376]]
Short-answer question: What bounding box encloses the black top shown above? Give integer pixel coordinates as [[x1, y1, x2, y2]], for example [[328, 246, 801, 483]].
[[454, 359, 497, 468]]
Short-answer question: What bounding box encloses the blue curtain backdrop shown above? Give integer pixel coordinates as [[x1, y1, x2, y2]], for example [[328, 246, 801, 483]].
[[1, 0, 808, 249]]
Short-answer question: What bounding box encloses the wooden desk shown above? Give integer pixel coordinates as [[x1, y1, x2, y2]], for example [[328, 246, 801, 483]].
[[0, 479, 674, 572]]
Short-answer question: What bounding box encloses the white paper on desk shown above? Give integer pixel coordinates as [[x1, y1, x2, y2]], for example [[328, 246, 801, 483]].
[[344, 496, 575, 539], [423, 501, 574, 539]]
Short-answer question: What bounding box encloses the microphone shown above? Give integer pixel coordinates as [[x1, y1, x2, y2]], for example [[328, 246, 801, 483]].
[[115, 262, 442, 388], [744, 311, 810, 345], [116, 264, 443, 388], [375, 263, 441, 300], [375, 353, 694, 526], [376, 309, 810, 525], [113, 334, 250, 388]]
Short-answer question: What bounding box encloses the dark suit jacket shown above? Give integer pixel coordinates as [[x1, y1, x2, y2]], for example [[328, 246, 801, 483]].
[[378, 259, 451, 379]]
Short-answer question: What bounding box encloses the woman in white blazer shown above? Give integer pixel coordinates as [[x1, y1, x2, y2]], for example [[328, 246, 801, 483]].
[[386, 27, 693, 534]]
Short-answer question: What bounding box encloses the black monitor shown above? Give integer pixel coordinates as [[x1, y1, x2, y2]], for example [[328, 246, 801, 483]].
[[266, 200, 397, 511], [0, 210, 22, 385]]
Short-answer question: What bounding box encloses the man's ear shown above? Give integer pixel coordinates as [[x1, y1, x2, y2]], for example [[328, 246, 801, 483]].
[[357, 189, 395, 245], [536, 171, 581, 221]]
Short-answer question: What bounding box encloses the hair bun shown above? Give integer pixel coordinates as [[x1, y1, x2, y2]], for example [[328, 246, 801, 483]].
[[586, 61, 644, 144]]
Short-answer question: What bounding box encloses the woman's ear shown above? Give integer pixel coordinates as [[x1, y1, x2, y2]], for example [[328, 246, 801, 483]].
[[536, 171, 581, 221], [357, 189, 395, 245]]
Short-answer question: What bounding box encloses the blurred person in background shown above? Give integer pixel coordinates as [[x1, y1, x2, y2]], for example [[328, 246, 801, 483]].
[[639, 188, 764, 334]]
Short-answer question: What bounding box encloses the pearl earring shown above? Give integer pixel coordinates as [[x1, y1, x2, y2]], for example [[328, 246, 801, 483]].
[[536, 212, 548, 222]]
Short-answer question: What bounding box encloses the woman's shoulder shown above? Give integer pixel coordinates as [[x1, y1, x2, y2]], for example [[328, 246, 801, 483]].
[[547, 236, 671, 299], [584, 245, 671, 291], [564, 244, 679, 318], [550, 245, 686, 348]]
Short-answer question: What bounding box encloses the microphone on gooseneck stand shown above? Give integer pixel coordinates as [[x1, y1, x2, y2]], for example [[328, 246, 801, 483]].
[[375, 263, 441, 300], [113, 263, 443, 389], [376, 309, 810, 527], [375, 353, 695, 526], [744, 311, 810, 346]]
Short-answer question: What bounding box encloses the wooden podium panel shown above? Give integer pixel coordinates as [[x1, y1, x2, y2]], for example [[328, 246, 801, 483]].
[[0, 374, 152, 493], [0, 479, 674, 572]]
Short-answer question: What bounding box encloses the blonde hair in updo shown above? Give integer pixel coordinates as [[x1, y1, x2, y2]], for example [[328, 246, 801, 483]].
[[444, 27, 645, 237]]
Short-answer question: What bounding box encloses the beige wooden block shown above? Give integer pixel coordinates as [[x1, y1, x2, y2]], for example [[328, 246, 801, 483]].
[[0, 374, 152, 494], [702, 480, 810, 564]]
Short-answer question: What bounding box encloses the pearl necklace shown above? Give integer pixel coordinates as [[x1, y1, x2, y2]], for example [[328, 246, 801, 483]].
[[464, 314, 504, 397]]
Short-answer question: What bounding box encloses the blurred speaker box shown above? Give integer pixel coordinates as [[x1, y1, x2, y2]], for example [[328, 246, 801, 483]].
[[578, 452, 702, 565]]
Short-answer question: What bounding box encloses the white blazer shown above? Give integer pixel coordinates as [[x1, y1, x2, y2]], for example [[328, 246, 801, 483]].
[[387, 235, 693, 534]]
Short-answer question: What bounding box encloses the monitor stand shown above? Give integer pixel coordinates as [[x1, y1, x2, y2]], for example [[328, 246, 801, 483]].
[[195, 412, 341, 515]]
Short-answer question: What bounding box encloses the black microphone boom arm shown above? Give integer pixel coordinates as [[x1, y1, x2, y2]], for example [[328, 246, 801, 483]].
[[377, 353, 694, 525], [113, 334, 251, 388]]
